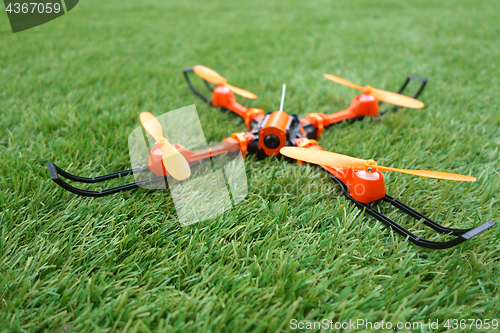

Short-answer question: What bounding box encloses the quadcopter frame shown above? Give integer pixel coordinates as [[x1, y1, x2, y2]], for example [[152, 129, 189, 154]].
[[46, 71, 494, 250]]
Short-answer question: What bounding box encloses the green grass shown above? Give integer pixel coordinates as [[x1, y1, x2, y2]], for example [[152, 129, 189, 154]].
[[1, 0, 499, 331]]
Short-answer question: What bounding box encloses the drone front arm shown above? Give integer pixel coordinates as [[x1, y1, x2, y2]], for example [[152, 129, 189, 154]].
[[319, 167, 495, 249], [286, 148, 495, 249]]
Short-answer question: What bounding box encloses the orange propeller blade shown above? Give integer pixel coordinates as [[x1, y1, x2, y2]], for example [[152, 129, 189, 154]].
[[222, 83, 257, 99], [323, 73, 364, 91], [280, 147, 366, 169], [194, 65, 257, 99], [193, 65, 226, 85], [140, 112, 163, 142], [369, 87, 424, 109], [158, 140, 191, 181], [280, 147, 476, 182], [139, 112, 191, 181], [376, 166, 476, 182], [323, 74, 424, 109]]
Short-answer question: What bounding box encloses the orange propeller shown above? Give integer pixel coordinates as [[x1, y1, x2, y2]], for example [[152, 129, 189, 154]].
[[280, 147, 476, 182], [323, 73, 424, 109], [140, 112, 191, 181], [193, 65, 257, 99]]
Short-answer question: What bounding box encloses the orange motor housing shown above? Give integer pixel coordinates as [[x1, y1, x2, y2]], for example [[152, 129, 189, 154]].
[[148, 146, 170, 177], [148, 144, 189, 177], [212, 85, 247, 118], [324, 166, 386, 203], [325, 94, 379, 124], [258, 111, 290, 156]]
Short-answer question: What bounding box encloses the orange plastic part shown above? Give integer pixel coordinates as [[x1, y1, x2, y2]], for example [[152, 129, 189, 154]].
[[332, 94, 379, 122], [307, 94, 379, 128], [258, 111, 289, 156], [306, 113, 325, 138], [148, 144, 190, 177], [212, 85, 248, 118], [323, 166, 386, 203], [224, 132, 255, 156], [293, 138, 323, 164], [245, 108, 265, 130], [222, 136, 239, 146], [148, 142, 242, 177], [148, 146, 167, 177], [231, 132, 248, 156]]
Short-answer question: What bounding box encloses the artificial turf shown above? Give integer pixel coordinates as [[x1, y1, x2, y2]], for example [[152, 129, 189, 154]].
[[0, 0, 499, 331]]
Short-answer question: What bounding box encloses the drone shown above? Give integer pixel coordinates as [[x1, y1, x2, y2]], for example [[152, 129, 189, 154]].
[[46, 66, 495, 249], [181, 65, 495, 249]]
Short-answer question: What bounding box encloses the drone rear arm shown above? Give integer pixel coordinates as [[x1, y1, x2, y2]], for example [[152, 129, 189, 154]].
[[300, 75, 429, 138], [323, 168, 495, 249]]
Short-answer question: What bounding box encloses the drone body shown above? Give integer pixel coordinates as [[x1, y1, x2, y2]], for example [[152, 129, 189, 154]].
[[46, 66, 495, 249]]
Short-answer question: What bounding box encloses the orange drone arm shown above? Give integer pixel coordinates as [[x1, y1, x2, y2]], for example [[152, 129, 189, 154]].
[[148, 141, 244, 177], [300, 95, 380, 138], [211, 85, 265, 129], [185, 142, 241, 162]]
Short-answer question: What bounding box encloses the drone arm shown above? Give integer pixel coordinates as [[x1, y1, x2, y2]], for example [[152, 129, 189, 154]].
[[186, 141, 243, 162], [47, 141, 241, 197], [212, 92, 247, 118], [321, 168, 495, 249], [211, 87, 265, 128], [301, 75, 430, 137], [301, 110, 359, 138], [220, 133, 256, 156]]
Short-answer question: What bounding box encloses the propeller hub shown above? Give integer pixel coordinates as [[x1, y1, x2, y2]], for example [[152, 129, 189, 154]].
[[363, 85, 373, 94], [365, 159, 378, 172], [218, 85, 231, 93], [156, 137, 167, 145]]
